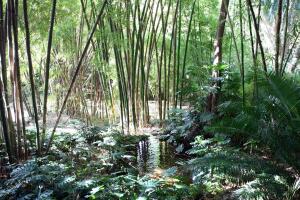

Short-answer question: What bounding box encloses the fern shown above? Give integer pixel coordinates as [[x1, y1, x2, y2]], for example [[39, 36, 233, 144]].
[[206, 74, 300, 169], [188, 135, 296, 199], [233, 174, 289, 200]]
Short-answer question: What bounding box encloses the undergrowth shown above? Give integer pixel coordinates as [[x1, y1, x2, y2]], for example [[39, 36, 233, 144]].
[[162, 72, 300, 199], [0, 122, 196, 200]]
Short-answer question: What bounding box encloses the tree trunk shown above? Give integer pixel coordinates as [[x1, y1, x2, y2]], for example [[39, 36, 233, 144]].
[[0, 3, 12, 161], [247, 0, 267, 74], [275, 0, 283, 75], [206, 0, 230, 113], [0, 82, 12, 163], [23, 0, 41, 155], [280, 0, 290, 74], [42, 0, 57, 145], [179, 1, 196, 109]]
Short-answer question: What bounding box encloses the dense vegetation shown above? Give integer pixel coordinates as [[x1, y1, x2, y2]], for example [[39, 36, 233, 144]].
[[0, 0, 299, 199]]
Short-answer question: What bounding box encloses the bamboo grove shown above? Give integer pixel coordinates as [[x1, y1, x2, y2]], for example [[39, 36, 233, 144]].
[[0, 0, 299, 164]]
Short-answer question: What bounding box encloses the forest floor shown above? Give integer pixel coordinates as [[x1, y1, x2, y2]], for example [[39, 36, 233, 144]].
[[1, 114, 203, 199], [2, 107, 299, 199]]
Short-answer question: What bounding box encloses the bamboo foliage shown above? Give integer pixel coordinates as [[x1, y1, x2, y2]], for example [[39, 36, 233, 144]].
[[1, 0, 297, 164], [46, 0, 108, 152], [103, 0, 203, 128]]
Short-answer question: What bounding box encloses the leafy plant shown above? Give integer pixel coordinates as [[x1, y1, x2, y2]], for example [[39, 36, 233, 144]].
[[87, 168, 198, 200], [206, 74, 300, 168], [188, 134, 297, 199]]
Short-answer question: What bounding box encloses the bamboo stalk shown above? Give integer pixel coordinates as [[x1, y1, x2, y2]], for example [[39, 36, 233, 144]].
[[46, 0, 108, 153], [23, 0, 41, 155], [42, 0, 57, 146]]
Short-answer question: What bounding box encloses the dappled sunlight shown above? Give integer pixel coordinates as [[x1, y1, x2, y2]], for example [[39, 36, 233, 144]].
[[1, 0, 300, 199]]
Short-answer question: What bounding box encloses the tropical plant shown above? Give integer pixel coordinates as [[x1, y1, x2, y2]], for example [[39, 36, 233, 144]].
[[188, 134, 298, 199], [206, 73, 300, 168]]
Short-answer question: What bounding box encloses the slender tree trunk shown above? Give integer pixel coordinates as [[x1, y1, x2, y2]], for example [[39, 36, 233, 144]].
[[179, 1, 196, 108], [162, 0, 171, 120], [175, 1, 182, 108], [11, 0, 27, 160], [7, 0, 17, 159], [247, 0, 267, 74], [172, 1, 178, 107], [42, 0, 57, 144], [239, 0, 245, 106], [280, 0, 290, 74], [0, 82, 12, 163], [168, 0, 179, 111], [275, 0, 283, 75], [0, 1, 13, 133], [0, 2, 12, 161], [282, 32, 299, 73], [247, 6, 258, 101], [23, 0, 41, 155]]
